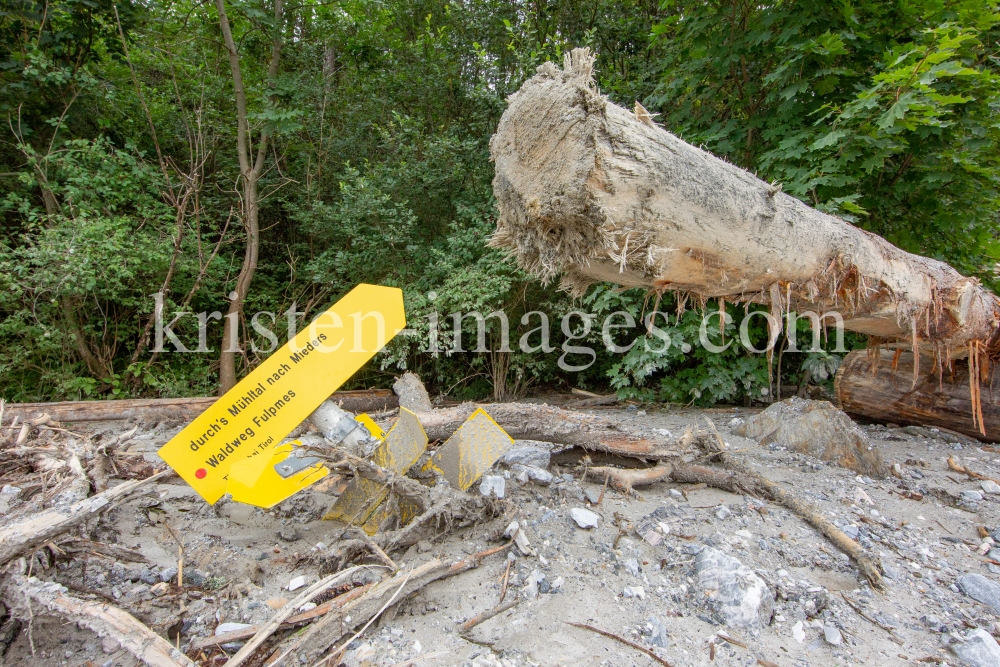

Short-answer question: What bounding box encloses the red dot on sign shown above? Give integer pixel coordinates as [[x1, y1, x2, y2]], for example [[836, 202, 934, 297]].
[[195, 469, 207, 479]]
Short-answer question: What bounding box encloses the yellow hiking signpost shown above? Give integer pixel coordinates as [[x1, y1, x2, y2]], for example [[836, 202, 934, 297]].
[[157, 284, 406, 504]]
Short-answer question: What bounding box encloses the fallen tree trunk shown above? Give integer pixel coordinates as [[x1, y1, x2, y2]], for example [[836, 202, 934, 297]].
[[490, 48, 1000, 357], [5, 389, 396, 423], [411, 402, 680, 460], [1, 574, 195, 667], [0, 470, 168, 567], [836, 349, 1000, 442]]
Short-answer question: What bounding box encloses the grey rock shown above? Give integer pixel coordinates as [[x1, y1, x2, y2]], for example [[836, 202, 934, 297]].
[[987, 548, 1000, 562], [159, 566, 179, 583], [511, 464, 554, 485], [962, 490, 985, 503], [959, 574, 1000, 613], [139, 569, 158, 585], [583, 487, 602, 504], [647, 617, 669, 648], [278, 526, 298, 542], [951, 628, 1000, 667], [982, 480, 1000, 494], [695, 547, 773, 630], [501, 443, 551, 469], [185, 570, 209, 588], [479, 475, 506, 500], [841, 524, 860, 541], [624, 558, 640, 577], [623, 586, 645, 599], [824, 625, 843, 646], [715, 506, 732, 520], [669, 489, 684, 500], [570, 508, 600, 529], [524, 569, 545, 599], [736, 397, 885, 477]]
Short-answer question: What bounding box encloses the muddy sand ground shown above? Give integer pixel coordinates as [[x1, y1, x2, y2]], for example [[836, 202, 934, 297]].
[[3, 404, 999, 667]]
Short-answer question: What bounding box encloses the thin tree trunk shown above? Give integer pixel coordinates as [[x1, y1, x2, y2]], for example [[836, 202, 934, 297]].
[[489, 48, 1000, 358], [214, 0, 284, 394], [26, 157, 111, 381]]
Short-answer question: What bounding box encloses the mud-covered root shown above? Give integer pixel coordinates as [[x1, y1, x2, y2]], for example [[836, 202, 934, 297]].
[[310, 450, 500, 569]]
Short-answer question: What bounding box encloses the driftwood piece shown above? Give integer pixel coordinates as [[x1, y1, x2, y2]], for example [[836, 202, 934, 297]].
[[837, 349, 1000, 442], [191, 581, 379, 651], [947, 456, 1000, 486], [392, 372, 434, 413], [221, 566, 378, 667], [565, 622, 672, 666], [490, 48, 999, 356], [6, 389, 397, 424], [1, 574, 195, 667], [412, 403, 679, 460], [270, 544, 510, 666], [0, 470, 167, 567], [458, 597, 522, 633], [588, 462, 673, 495]]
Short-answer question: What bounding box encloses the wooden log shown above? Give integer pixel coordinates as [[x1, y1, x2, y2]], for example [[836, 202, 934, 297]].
[[0, 471, 168, 567], [835, 349, 999, 442], [413, 402, 680, 460], [5, 389, 396, 423], [489, 48, 1000, 356], [1, 574, 195, 667]]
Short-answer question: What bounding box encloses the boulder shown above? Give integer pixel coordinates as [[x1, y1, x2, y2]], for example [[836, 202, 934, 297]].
[[737, 397, 885, 477], [695, 547, 773, 630], [959, 574, 1000, 614], [951, 628, 1000, 667]]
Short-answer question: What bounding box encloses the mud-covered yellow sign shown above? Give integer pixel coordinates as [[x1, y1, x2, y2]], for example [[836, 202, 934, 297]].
[[157, 284, 406, 503]]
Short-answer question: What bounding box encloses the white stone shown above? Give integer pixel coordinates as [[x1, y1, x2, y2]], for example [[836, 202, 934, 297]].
[[570, 508, 600, 529], [479, 475, 506, 500], [695, 547, 773, 630], [623, 586, 645, 599], [287, 575, 307, 591], [215, 622, 253, 635], [792, 621, 805, 643], [952, 628, 1000, 667], [981, 480, 1000, 494]]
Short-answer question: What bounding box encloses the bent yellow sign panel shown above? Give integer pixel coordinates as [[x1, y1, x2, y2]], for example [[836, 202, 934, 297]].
[[157, 284, 406, 503], [226, 443, 329, 509]]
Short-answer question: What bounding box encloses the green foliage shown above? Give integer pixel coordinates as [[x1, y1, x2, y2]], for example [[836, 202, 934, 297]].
[[650, 0, 1000, 281], [0, 0, 994, 406], [584, 287, 773, 405]]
